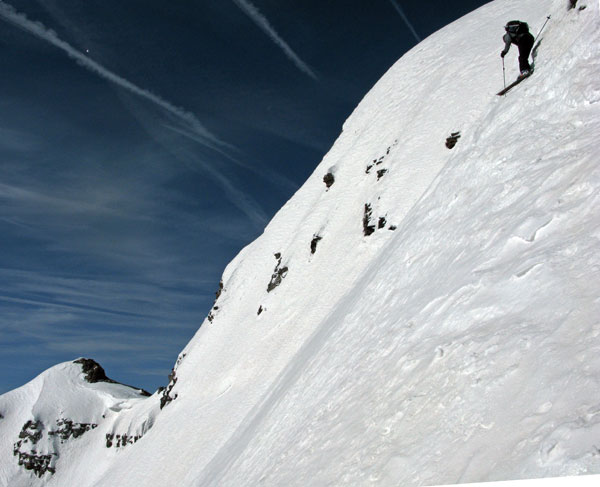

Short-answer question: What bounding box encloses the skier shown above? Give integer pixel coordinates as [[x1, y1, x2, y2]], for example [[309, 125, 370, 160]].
[[500, 20, 535, 78]]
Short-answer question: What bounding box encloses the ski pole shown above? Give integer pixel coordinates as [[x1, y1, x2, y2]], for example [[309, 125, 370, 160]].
[[502, 57, 506, 90], [535, 15, 551, 43]]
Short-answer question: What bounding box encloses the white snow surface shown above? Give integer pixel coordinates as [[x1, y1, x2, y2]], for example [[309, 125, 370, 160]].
[[1, 0, 599, 485]]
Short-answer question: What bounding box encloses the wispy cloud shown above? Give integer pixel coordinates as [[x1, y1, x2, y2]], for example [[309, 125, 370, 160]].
[[0, 266, 203, 379], [0, 267, 206, 325], [0, 0, 226, 151], [0, 181, 144, 220], [0, 294, 153, 321], [0, 1, 277, 228], [0, 126, 41, 153], [232, 0, 318, 80], [115, 94, 270, 227], [387, 0, 422, 43]]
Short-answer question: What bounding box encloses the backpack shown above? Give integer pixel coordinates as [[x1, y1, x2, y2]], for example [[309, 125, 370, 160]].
[[505, 20, 529, 39]]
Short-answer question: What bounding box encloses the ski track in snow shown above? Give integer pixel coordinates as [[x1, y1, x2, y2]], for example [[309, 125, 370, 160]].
[[1, 0, 599, 486]]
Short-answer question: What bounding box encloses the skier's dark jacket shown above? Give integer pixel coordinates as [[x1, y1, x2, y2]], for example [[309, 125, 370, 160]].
[[501, 21, 533, 55]]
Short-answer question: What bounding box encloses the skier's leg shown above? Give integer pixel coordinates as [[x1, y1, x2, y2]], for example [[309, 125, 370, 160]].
[[518, 35, 534, 73]]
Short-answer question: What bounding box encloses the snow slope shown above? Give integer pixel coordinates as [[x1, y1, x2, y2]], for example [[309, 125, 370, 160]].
[[1, 0, 599, 485]]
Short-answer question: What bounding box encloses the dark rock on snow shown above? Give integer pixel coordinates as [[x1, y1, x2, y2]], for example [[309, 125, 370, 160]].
[[310, 235, 323, 254], [74, 358, 116, 384], [363, 204, 376, 236], [445, 131, 461, 149], [267, 253, 289, 292], [74, 358, 151, 396], [48, 419, 97, 441], [323, 172, 335, 189]]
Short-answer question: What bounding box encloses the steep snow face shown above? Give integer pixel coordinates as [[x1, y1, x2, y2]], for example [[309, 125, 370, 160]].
[[2, 0, 599, 485], [97, 0, 600, 485]]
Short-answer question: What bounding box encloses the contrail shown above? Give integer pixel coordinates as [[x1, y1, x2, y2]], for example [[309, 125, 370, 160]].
[[0, 0, 227, 151], [387, 0, 422, 43], [232, 0, 317, 80]]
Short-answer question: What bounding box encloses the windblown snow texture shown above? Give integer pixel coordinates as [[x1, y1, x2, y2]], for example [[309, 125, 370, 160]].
[[1, 0, 599, 485]]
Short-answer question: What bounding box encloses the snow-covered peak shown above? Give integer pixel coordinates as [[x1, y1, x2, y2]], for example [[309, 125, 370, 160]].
[[2, 358, 148, 412], [0, 359, 151, 482], [1, 0, 599, 485]]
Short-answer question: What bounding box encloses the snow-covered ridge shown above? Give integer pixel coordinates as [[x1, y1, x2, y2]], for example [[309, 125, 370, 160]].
[[0, 359, 152, 484], [1, 0, 599, 485]]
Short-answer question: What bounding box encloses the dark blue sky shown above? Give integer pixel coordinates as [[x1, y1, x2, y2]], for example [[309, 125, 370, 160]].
[[0, 0, 489, 394]]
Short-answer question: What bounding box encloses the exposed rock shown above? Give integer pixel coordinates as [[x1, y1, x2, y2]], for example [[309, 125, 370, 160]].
[[323, 173, 335, 189], [14, 451, 56, 477], [48, 419, 97, 441], [160, 353, 186, 409], [363, 204, 375, 236], [366, 141, 397, 175], [208, 281, 225, 323], [13, 420, 56, 476], [160, 369, 178, 409], [378, 216, 387, 229], [445, 131, 461, 149], [267, 253, 288, 292], [18, 420, 43, 445], [257, 305, 264, 316], [73, 359, 151, 396], [310, 235, 323, 254], [367, 158, 383, 174], [14, 417, 101, 477], [105, 432, 142, 448], [215, 280, 224, 301], [74, 358, 116, 384], [207, 305, 218, 323], [160, 371, 178, 409]]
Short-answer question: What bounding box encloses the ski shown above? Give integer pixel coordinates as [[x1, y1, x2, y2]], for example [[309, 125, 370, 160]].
[[497, 73, 532, 96]]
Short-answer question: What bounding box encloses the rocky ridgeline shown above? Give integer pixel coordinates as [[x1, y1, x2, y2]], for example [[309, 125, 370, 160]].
[[74, 358, 150, 396], [74, 358, 118, 384], [160, 353, 186, 409], [207, 281, 224, 323]]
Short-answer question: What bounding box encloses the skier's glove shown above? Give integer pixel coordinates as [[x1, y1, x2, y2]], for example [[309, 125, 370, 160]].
[[500, 51, 506, 58]]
